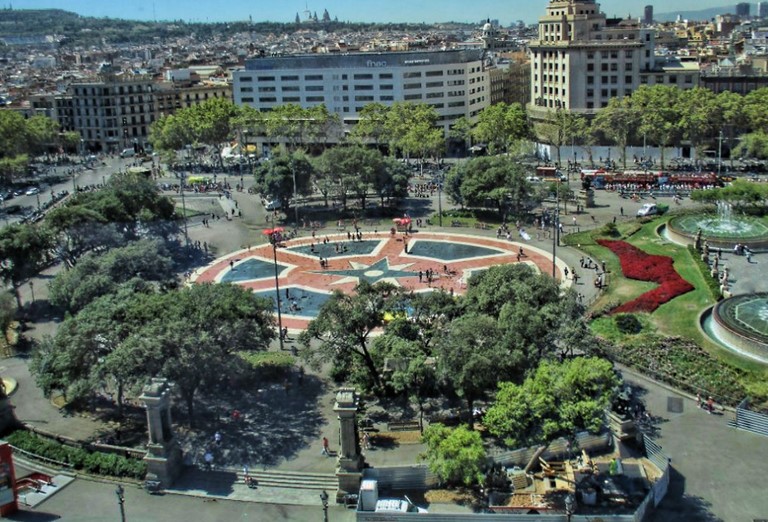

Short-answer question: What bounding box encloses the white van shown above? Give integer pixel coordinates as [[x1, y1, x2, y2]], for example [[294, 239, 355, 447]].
[[120, 148, 136, 158], [637, 203, 658, 217]]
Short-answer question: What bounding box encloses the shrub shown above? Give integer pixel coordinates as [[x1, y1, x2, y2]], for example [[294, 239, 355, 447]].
[[615, 314, 643, 334], [6, 430, 146, 479], [687, 245, 721, 301], [238, 351, 295, 380]]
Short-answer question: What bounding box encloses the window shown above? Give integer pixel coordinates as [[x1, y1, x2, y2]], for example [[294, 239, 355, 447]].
[[601, 64, 608, 72], [587, 64, 594, 71], [306, 85, 324, 91], [282, 97, 300, 102], [426, 92, 444, 98], [379, 73, 393, 79], [259, 97, 277, 102], [242, 97, 254, 103], [404, 83, 421, 89], [403, 72, 422, 79], [426, 81, 444, 88], [587, 76, 594, 85], [353, 74, 373, 80], [305, 74, 323, 81], [625, 50, 633, 58], [240, 87, 253, 92], [447, 101, 465, 107], [258, 86, 276, 92], [380, 95, 394, 101], [306, 96, 325, 102], [587, 89, 594, 98], [257, 76, 275, 82], [610, 76, 618, 83], [281, 86, 300, 92], [240, 76, 253, 82], [380, 84, 394, 90], [281, 75, 299, 81], [425, 70, 444, 77], [354, 85, 373, 90], [601, 89, 608, 97], [404, 94, 422, 100], [610, 63, 618, 71], [625, 75, 632, 84]]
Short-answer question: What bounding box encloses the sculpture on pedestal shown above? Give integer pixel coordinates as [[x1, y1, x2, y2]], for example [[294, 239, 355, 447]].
[[139, 378, 183, 489]]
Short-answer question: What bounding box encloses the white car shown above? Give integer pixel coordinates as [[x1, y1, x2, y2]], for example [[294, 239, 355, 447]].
[[264, 199, 282, 211], [25, 187, 40, 196], [637, 203, 658, 217]]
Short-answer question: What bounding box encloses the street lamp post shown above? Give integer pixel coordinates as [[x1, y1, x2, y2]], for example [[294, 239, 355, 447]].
[[552, 208, 560, 279], [437, 179, 443, 227], [717, 130, 724, 178], [29, 281, 35, 304], [320, 490, 329, 522], [290, 156, 299, 228], [115, 484, 126, 522], [265, 230, 285, 352]]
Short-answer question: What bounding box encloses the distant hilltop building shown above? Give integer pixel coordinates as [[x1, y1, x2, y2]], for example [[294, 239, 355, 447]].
[[528, 0, 698, 120], [759, 1, 768, 18]]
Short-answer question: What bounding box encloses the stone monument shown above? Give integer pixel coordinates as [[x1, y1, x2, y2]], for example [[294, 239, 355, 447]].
[[334, 387, 364, 500], [0, 378, 18, 434], [139, 378, 183, 489]]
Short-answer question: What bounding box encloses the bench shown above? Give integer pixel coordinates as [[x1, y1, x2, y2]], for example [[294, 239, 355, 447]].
[[386, 420, 421, 432]]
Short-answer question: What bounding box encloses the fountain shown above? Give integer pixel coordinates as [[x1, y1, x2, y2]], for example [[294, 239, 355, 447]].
[[700, 294, 768, 364], [665, 201, 768, 251]]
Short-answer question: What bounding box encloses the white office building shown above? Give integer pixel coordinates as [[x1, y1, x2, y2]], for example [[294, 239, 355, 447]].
[[233, 49, 493, 137], [528, 0, 698, 119]]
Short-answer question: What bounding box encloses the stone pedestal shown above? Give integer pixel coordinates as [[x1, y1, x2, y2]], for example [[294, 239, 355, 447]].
[[139, 378, 183, 488], [334, 387, 363, 499], [578, 189, 595, 209]]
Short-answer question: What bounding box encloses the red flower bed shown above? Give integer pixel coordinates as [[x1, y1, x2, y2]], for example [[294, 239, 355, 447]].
[[596, 239, 694, 314]]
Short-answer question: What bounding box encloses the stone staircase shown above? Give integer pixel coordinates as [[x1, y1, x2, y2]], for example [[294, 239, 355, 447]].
[[183, 466, 337, 491]]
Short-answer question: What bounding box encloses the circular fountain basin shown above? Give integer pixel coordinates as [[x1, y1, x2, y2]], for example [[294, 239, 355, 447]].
[[667, 214, 768, 251], [700, 294, 768, 364]]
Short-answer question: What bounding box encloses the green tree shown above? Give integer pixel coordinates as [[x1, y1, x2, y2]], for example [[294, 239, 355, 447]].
[[0, 224, 53, 308], [454, 156, 533, 218], [435, 313, 506, 428], [744, 87, 768, 132], [678, 87, 720, 161], [0, 290, 17, 340], [448, 116, 474, 152], [733, 132, 768, 160], [351, 103, 389, 145], [536, 109, 586, 166], [630, 85, 682, 168], [484, 357, 620, 448], [25, 115, 60, 155], [48, 239, 176, 315], [253, 151, 314, 213], [472, 102, 529, 154], [299, 281, 400, 392], [421, 424, 486, 486], [593, 97, 635, 169]]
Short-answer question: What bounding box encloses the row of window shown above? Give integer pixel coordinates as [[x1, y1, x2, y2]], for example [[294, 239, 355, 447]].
[[240, 70, 465, 83], [73, 85, 152, 96]]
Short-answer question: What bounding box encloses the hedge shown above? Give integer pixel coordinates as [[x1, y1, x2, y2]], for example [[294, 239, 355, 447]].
[[6, 430, 146, 479]]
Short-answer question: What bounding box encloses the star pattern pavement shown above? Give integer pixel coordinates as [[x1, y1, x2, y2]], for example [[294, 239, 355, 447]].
[[316, 257, 419, 286]]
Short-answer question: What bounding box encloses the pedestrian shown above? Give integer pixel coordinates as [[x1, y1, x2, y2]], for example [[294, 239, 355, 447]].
[[214, 431, 222, 445], [229, 260, 234, 271], [696, 392, 702, 409], [232, 409, 241, 423], [322, 436, 330, 456], [419, 270, 423, 283], [707, 396, 714, 414], [620, 206, 624, 216], [204, 450, 214, 471]]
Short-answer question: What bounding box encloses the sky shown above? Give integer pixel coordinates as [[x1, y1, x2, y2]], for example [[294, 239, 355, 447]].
[[7, 1, 742, 25]]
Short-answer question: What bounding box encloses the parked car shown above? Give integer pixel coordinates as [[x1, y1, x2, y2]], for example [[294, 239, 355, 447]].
[[637, 203, 658, 217], [25, 187, 40, 196], [264, 199, 282, 211], [120, 148, 136, 158]]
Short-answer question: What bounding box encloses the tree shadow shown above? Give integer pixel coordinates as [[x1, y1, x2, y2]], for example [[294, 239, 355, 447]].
[[4, 511, 61, 521], [175, 371, 328, 470], [646, 467, 723, 522], [171, 467, 237, 497]]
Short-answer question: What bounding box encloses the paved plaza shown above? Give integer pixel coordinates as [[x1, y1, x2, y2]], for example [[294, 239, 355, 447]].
[[193, 230, 568, 329], [6, 168, 768, 520]]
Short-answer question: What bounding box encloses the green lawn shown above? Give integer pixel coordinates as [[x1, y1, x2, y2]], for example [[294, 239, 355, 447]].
[[572, 216, 768, 406]]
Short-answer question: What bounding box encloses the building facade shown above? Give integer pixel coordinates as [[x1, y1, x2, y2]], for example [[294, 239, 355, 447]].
[[528, 0, 698, 119], [232, 49, 494, 136], [69, 75, 155, 153], [155, 82, 232, 117]]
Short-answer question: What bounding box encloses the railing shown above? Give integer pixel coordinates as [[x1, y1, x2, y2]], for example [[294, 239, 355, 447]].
[[734, 397, 768, 438]]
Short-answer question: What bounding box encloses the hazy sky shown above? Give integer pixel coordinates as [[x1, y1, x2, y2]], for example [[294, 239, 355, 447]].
[[7, 1, 743, 24]]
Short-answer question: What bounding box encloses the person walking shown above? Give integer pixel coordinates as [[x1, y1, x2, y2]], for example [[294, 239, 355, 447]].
[[321, 436, 330, 456]]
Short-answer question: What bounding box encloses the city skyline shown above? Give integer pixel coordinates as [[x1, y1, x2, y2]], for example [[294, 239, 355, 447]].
[[6, 0, 750, 25]]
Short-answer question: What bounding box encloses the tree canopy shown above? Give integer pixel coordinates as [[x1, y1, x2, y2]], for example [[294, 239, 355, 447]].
[[31, 283, 276, 425], [484, 357, 619, 448], [421, 424, 486, 486]]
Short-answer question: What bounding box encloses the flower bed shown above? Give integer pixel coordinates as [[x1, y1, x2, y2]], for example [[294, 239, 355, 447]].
[[597, 239, 694, 314]]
